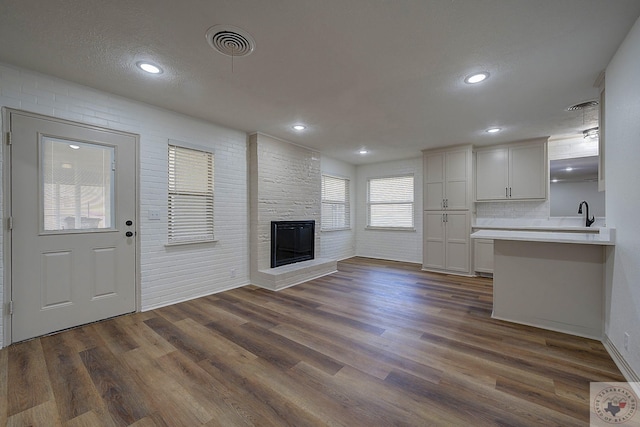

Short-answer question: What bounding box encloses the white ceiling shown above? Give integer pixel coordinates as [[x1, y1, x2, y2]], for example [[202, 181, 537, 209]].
[[1, 0, 639, 164]]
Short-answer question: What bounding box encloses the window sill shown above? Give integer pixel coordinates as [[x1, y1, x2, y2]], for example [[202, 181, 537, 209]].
[[321, 227, 352, 232], [365, 227, 416, 232], [165, 239, 218, 247]]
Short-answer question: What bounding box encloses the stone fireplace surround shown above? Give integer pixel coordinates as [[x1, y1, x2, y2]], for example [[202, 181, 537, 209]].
[[248, 133, 336, 290]]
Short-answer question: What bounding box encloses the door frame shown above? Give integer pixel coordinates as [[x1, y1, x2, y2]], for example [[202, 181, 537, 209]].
[[2, 108, 141, 346]]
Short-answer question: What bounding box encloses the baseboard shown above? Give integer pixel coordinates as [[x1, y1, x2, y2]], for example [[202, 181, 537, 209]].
[[141, 281, 250, 312], [603, 334, 640, 394]]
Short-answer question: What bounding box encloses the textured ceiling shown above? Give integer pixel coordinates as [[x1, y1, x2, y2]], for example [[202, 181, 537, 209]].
[[1, 0, 639, 164]]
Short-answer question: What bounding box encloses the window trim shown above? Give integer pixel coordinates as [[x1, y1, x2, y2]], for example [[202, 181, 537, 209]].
[[321, 174, 351, 232], [366, 174, 415, 230], [167, 141, 215, 245]]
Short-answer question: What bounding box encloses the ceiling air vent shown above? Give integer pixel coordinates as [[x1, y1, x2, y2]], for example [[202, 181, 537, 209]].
[[205, 25, 255, 57], [567, 100, 599, 111]]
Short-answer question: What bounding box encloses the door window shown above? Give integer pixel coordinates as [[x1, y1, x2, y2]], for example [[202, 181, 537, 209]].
[[41, 136, 115, 232]]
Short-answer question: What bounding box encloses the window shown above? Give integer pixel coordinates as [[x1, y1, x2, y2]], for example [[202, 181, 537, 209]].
[[321, 175, 350, 230], [168, 144, 214, 244], [367, 175, 414, 229], [41, 137, 114, 232]]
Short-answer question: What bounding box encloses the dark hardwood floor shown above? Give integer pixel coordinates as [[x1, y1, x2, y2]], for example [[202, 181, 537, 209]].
[[0, 257, 625, 426]]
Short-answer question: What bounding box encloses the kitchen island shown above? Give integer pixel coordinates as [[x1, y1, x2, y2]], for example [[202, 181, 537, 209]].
[[471, 228, 615, 339]]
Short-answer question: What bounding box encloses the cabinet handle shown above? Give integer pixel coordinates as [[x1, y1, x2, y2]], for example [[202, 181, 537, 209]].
[[445, 213, 448, 223], [442, 214, 445, 223], [509, 187, 512, 198], [445, 198, 448, 208], [505, 187, 508, 198]]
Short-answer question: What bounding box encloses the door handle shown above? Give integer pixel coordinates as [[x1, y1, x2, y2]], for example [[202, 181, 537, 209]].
[[125, 231, 134, 237]]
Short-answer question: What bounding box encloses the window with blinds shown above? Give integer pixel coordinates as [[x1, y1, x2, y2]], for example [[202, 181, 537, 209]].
[[168, 144, 214, 244], [367, 175, 414, 228], [321, 175, 350, 230]]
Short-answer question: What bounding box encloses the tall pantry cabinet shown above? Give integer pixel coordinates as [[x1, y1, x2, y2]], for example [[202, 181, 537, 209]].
[[422, 145, 472, 275]]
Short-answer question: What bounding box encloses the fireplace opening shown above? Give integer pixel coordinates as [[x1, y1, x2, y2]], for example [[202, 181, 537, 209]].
[[271, 220, 315, 268]]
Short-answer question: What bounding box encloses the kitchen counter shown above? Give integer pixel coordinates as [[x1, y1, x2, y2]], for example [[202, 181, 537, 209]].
[[473, 227, 613, 340], [470, 228, 615, 245], [473, 217, 606, 231]]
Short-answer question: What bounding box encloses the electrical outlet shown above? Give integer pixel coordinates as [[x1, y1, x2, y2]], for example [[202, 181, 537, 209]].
[[148, 209, 161, 220], [624, 332, 630, 351]]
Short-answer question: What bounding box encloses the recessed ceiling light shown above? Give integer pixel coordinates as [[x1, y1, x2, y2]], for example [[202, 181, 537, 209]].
[[61, 163, 73, 169], [359, 149, 368, 155], [292, 125, 306, 131], [486, 127, 502, 133], [69, 144, 80, 150], [464, 72, 489, 84], [552, 178, 558, 183], [136, 61, 163, 74], [565, 167, 573, 172]]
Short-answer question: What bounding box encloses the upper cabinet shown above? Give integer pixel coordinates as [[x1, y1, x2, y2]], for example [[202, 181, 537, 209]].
[[424, 145, 472, 210], [475, 138, 548, 201]]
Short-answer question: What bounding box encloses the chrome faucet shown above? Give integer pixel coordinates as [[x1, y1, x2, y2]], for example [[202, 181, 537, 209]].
[[578, 201, 595, 227]]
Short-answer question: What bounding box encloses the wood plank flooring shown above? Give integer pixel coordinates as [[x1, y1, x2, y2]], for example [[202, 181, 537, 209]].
[[0, 257, 625, 426]]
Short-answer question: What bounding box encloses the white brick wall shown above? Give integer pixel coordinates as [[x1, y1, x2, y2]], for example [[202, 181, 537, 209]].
[[249, 133, 322, 275], [355, 157, 423, 263], [320, 155, 356, 261], [0, 63, 249, 347]]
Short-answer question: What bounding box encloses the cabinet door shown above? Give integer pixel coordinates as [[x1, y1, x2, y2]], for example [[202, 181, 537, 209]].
[[474, 239, 494, 273], [509, 143, 546, 199], [445, 149, 470, 209], [424, 152, 445, 210], [423, 211, 446, 270], [445, 212, 470, 273], [475, 148, 508, 200]]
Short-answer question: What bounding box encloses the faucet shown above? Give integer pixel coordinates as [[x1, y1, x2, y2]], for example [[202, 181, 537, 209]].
[[578, 201, 595, 227]]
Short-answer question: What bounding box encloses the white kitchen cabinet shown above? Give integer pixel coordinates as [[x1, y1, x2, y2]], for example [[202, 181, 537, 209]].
[[423, 211, 470, 274], [424, 145, 472, 210], [475, 138, 547, 201], [473, 238, 494, 274]]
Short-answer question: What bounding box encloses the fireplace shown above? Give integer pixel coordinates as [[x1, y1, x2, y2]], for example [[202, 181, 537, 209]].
[[271, 220, 315, 268]]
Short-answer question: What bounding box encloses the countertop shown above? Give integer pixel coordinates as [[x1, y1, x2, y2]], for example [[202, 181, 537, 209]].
[[472, 217, 606, 232], [470, 228, 615, 245]]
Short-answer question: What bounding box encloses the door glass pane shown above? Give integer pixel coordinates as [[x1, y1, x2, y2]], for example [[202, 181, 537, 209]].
[[41, 137, 115, 231]]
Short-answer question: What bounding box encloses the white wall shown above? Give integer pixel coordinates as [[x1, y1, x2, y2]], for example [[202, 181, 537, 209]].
[[550, 181, 605, 217], [604, 15, 640, 377], [355, 157, 423, 263], [0, 63, 249, 347], [320, 156, 356, 261]]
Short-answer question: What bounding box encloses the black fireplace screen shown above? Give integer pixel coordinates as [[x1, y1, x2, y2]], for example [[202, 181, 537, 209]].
[[271, 220, 315, 268]]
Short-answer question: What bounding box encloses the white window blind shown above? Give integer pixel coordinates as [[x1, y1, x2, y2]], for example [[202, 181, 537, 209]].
[[168, 144, 214, 243], [367, 175, 414, 228], [321, 175, 350, 230]]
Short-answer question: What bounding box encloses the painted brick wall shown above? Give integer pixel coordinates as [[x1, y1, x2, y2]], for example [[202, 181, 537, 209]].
[[249, 133, 321, 276], [355, 157, 423, 263], [320, 155, 356, 261], [0, 63, 249, 347]]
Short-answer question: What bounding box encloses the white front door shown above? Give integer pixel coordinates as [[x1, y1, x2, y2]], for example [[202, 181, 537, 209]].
[[8, 110, 137, 343]]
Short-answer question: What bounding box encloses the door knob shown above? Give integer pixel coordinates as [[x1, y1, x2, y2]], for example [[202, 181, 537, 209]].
[[125, 231, 133, 237], [126, 220, 133, 226]]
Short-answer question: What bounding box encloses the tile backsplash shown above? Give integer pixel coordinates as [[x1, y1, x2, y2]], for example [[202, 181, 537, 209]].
[[475, 200, 550, 219]]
